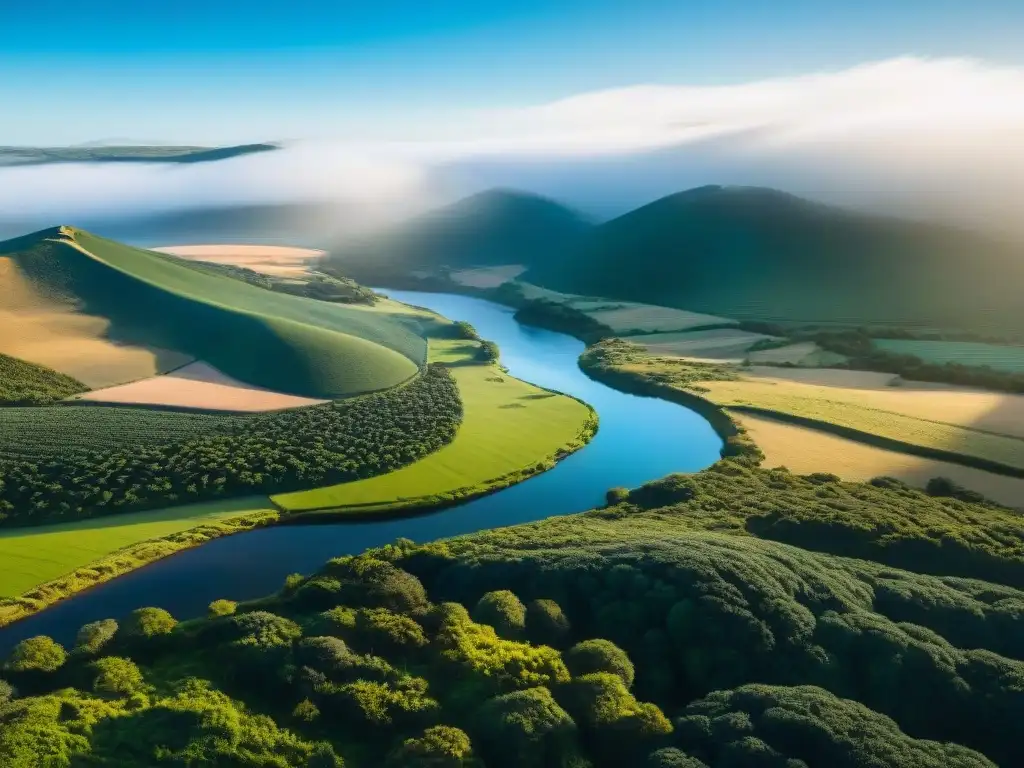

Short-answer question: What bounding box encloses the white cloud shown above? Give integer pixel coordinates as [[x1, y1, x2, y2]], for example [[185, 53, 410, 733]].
[[2, 57, 1024, 236]]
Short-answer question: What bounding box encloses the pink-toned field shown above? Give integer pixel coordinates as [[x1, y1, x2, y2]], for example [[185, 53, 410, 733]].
[[152, 244, 325, 277], [74, 361, 327, 412]]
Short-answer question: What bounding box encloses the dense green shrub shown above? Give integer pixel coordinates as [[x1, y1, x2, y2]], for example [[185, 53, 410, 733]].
[[4, 636, 66, 673], [526, 599, 571, 647], [436, 603, 570, 693], [0, 678, 13, 704], [674, 684, 994, 767], [355, 608, 428, 653], [472, 590, 527, 639], [565, 639, 635, 688], [74, 618, 118, 656], [645, 747, 708, 768], [475, 687, 579, 768], [207, 599, 238, 617], [122, 607, 177, 639], [386, 725, 474, 767], [91, 657, 145, 698]]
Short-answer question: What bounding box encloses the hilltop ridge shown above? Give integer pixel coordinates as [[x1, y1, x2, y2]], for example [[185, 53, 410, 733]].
[[0, 227, 423, 397]]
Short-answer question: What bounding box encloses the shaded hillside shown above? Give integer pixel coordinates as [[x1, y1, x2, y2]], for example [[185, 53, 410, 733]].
[[0, 143, 278, 167], [0, 227, 423, 398], [328, 189, 591, 282], [528, 186, 1024, 337]]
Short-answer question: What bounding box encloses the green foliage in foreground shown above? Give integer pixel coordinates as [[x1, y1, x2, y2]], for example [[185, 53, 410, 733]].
[[0, 367, 460, 526], [0, 353, 86, 407], [10, 455, 1024, 765]]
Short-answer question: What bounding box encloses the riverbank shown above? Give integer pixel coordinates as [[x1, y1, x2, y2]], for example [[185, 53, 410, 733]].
[[0, 300, 601, 627], [581, 338, 1024, 508], [0, 501, 278, 629]]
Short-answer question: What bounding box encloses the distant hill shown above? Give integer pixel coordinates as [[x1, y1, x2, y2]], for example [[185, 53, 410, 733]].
[[527, 185, 1024, 337], [0, 227, 423, 397], [0, 143, 278, 167], [327, 189, 591, 282]]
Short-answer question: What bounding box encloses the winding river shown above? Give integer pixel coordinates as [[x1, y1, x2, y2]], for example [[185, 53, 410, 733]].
[[0, 290, 722, 652]]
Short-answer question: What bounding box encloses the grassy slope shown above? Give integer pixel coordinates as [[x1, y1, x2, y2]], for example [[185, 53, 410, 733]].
[[274, 338, 596, 512], [1, 228, 423, 397], [875, 339, 1024, 372], [0, 352, 86, 405], [528, 185, 1024, 336], [0, 497, 274, 599]]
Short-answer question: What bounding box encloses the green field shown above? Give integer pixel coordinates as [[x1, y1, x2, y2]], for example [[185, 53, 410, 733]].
[[274, 340, 595, 512], [874, 339, 1024, 372], [2, 227, 427, 397], [0, 497, 274, 599], [0, 405, 243, 459]]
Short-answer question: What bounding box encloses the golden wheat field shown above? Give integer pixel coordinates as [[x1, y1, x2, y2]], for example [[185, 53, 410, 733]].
[[735, 412, 1024, 509]]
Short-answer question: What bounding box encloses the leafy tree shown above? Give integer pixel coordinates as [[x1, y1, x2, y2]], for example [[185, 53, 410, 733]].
[[4, 636, 67, 673], [356, 607, 428, 653], [565, 639, 635, 688], [0, 679, 14, 704], [92, 657, 145, 698], [646, 748, 708, 768], [476, 687, 579, 768], [208, 599, 237, 617], [386, 725, 474, 767], [473, 590, 527, 639], [526, 599, 572, 647], [122, 607, 177, 639], [74, 618, 118, 656]]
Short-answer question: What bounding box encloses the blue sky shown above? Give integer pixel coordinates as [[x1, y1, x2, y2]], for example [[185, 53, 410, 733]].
[[3, 0, 1023, 144]]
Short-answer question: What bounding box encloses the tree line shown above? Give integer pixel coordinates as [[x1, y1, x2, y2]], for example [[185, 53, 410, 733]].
[[0, 365, 462, 526]]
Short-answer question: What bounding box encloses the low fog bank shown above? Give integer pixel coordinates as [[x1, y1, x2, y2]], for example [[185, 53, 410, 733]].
[[2, 57, 1023, 244]]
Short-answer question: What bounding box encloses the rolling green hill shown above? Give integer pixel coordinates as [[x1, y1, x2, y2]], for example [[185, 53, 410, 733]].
[[328, 189, 591, 282], [527, 185, 1024, 337], [0, 227, 425, 398]]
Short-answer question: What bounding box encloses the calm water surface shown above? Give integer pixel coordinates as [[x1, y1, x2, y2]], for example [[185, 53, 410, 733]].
[[0, 291, 722, 651]]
